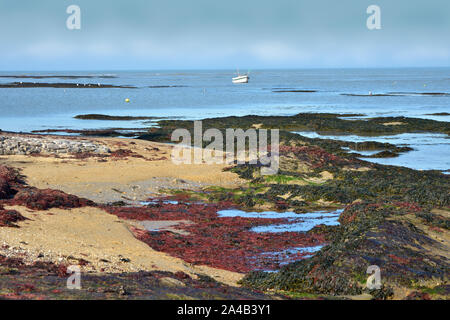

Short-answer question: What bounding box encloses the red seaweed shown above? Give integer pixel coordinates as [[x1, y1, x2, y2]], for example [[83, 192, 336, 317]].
[[105, 200, 327, 273], [9, 188, 95, 210], [0, 165, 21, 199], [279, 145, 353, 169], [0, 165, 94, 211], [0, 205, 27, 227]]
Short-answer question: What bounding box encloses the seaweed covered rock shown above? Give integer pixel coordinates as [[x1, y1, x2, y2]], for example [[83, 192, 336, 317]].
[[153, 113, 450, 136], [10, 188, 95, 211], [0, 165, 21, 199], [0, 255, 279, 300], [241, 201, 449, 298], [240, 164, 449, 208], [0, 165, 94, 210], [0, 205, 26, 227], [0, 176, 13, 199], [279, 145, 355, 170]]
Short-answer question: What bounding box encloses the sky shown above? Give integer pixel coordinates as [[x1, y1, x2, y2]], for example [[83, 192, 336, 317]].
[[0, 0, 449, 70]]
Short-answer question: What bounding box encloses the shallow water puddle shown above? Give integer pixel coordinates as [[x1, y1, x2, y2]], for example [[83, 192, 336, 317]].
[[140, 200, 179, 205], [341, 146, 383, 156], [258, 245, 325, 271], [251, 216, 340, 233], [216, 208, 342, 269], [217, 208, 343, 233], [139, 220, 193, 236], [262, 245, 324, 259]]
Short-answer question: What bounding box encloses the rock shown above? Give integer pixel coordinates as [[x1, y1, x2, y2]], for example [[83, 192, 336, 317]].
[[159, 277, 186, 288], [0, 134, 110, 155]]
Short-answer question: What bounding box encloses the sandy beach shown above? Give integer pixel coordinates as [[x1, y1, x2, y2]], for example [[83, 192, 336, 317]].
[[0, 133, 245, 286]]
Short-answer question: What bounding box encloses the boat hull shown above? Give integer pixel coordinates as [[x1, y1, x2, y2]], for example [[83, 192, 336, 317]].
[[232, 75, 249, 84]]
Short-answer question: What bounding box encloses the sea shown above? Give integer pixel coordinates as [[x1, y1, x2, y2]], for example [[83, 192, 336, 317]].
[[0, 68, 449, 172]]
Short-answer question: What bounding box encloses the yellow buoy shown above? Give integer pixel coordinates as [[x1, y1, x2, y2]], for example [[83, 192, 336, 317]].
[[125, 98, 130, 103]]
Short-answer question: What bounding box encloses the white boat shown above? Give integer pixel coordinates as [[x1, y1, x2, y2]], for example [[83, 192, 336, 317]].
[[232, 70, 249, 84]]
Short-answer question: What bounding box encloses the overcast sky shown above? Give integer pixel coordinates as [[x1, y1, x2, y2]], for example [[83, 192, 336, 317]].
[[0, 0, 449, 70]]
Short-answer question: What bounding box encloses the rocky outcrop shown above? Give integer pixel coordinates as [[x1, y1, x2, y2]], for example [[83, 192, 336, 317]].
[[242, 201, 449, 299], [0, 135, 110, 155]]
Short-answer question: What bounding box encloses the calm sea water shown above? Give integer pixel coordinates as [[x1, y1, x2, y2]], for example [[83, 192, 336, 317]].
[[295, 132, 450, 172], [0, 68, 449, 171]]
